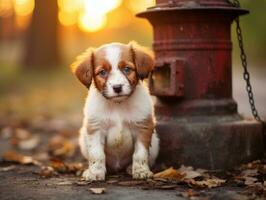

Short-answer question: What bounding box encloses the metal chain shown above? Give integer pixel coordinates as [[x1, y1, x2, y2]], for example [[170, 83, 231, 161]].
[[228, 0, 263, 122], [235, 18, 262, 122]]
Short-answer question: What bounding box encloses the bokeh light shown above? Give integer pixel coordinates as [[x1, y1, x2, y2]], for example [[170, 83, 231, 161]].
[[127, 0, 155, 13], [58, 0, 122, 32], [0, 0, 155, 32], [78, 12, 107, 32], [57, 0, 82, 13], [0, 0, 13, 18], [57, 0, 82, 27], [58, 11, 77, 26], [14, 0, 34, 16], [83, 0, 122, 15]]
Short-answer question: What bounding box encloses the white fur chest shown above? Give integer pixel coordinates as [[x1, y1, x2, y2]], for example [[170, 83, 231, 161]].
[[82, 82, 154, 171]]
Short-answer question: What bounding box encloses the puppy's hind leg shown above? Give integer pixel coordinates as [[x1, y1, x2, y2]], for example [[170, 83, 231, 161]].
[[128, 132, 159, 176], [149, 131, 160, 167], [79, 126, 106, 181]]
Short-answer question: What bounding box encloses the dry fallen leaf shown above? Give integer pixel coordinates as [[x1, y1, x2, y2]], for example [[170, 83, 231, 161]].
[[118, 180, 145, 186], [236, 168, 259, 186], [15, 128, 31, 140], [50, 159, 67, 172], [89, 188, 106, 194], [50, 159, 84, 174], [241, 169, 259, 177], [244, 176, 258, 186], [18, 135, 40, 150], [3, 151, 41, 166], [154, 166, 226, 189], [48, 135, 75, 158], [154, 167, 185, 180], [179, 165, 202, 179], [187, 177, 226, 188], [56, 181, 73, 186], [39, 166, 56, 178], [0, 165, 16, 172], [10, 128, 40, 150]]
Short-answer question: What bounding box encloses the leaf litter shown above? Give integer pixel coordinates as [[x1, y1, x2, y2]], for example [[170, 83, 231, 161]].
[[1, 122, 266, 199], [154, 165, 225, 188], [3, 151, 41, 166]]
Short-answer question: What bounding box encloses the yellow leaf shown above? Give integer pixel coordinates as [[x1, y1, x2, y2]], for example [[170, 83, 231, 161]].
[[154, 167, 185, 180]]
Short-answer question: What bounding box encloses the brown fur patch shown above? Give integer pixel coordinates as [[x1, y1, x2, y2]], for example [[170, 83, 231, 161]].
[[85, 118, 101, 135], [118, 60, 138, 87], [93, 59, 111, 91], [71, 48, 94, 88], [129, 41, 155, 79], [117, 44, 139, 89], [135, 115, 155, 149]]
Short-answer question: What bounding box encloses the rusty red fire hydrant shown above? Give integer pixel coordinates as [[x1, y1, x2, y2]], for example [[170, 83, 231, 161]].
[[137, 0, 264, 169]]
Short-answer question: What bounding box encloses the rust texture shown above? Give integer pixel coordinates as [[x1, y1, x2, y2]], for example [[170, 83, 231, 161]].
[[137, 0, 264, 169]]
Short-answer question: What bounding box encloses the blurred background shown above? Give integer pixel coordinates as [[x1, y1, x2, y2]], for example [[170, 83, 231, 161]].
[[0, 0, 265, 128]]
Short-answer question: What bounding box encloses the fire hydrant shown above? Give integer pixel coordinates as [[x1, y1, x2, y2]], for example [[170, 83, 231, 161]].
[[137, 0, 264, 169]]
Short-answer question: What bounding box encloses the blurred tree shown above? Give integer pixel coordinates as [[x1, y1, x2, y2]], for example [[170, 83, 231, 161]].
[[23, 0, 60, 69]]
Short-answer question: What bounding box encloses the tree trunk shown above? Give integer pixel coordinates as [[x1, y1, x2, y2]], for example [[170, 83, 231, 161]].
[[23, 0, 60, 69]]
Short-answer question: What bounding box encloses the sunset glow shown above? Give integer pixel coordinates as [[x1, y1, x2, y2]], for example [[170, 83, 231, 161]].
[[78, 12, 107, 32], [14, 0, 34, 16], [58, 11, 77, 26], [127, 0, 155, 13], [0, 0, 13, 17], [58, 0, 122, 32], [0, 0, 155, 32]]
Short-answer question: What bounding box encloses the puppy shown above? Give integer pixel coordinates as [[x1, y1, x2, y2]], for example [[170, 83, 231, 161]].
[[71, 41, 159, 181]]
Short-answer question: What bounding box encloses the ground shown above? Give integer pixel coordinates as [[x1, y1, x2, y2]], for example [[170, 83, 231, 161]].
[[0, 117, 265, 200], [0, 164, 264, 200]]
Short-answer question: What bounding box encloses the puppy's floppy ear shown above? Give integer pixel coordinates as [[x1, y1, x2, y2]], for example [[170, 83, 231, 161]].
[[129, 41, 155, 80], [71, 48, 94, 88]]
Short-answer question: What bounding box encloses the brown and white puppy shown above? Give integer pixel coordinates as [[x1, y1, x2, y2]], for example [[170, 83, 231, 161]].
[[71, 41, 159, 181]]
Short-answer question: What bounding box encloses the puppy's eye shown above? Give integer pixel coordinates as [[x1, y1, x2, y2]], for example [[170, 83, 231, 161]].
[[122, 66, 132, 75], [98, 69, 108, 78]]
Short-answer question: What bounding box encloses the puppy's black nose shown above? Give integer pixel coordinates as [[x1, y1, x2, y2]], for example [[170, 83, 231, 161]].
[[112, 84, 122, 93]]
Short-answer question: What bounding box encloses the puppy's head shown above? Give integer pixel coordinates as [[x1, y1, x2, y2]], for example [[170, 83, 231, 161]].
[[71, 41, 154, 103]]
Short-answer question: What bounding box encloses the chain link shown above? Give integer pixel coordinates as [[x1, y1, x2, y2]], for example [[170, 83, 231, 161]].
[[228, 0, 263, 122]]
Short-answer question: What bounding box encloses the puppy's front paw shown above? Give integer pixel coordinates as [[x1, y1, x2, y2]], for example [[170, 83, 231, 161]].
[[82, 166, 106, 181], [132, 164, 153, 179]]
